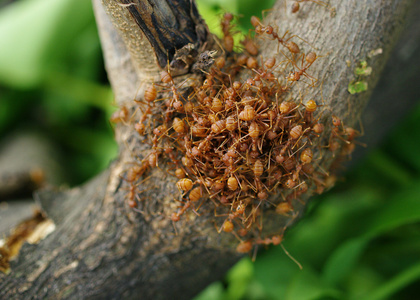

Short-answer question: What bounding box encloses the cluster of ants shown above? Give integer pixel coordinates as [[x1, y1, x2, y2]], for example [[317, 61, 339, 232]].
[[113, 7, 357, 254]]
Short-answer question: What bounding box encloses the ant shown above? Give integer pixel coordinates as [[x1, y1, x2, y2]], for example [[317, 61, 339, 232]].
[[251, 16, 314, 58], [110, 106, 130, 124], [286, 52, 318, 86], [220, 12, 236, 53], [119, 8, 356, 249], [255, 234, 283, 246], [217, 201, 247, 233], [291, 0, 335, 16], [120, 161, 152, 211], [171, 195, 201, 223]]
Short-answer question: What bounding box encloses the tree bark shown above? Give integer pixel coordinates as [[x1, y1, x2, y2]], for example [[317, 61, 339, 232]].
[[0, 0, 416, 299]]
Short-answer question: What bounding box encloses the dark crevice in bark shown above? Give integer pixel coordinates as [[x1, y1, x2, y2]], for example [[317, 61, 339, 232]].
[[118, 0, 208, 69]]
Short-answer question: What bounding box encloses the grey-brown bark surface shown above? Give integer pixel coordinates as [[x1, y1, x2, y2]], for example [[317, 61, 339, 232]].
[[0, 0, 416, 299]]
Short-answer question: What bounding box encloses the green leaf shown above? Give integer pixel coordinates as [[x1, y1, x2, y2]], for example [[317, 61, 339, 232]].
[[348, 81, 368, 94], [236, 0, 276, 32], [194, 281, 224, 300], [323, 180, 420, 287], [354, 61, 372, 76], [243, 279, 269, 299], [365, 150, 412, 187], [285, 188, 379, 269], [254, 245, 302, 299], [385, 103, 420, 172], [286, 267, 342, 300], [225, 257, 254, 300], [44, 72, 113, 111], [366, 182, 420, 237], [346, 265, 384, 299], [195, 0, 224, 37], [358, 261, 420, 300], [323, 238, 369, 285], [0, 0, 94, 88]]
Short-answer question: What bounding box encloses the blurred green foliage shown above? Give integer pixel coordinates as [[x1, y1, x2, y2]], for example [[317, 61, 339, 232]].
[[0, 0, 117, 185], [1, 0, 419, 299]]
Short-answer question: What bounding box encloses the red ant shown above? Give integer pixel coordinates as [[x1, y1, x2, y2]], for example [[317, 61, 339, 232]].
[[251, 16, 315, 58], [291, 0, 335, 16], [217, 201, 247, 233], [255, 234, 283, 246], [286, 52, 318, 86]]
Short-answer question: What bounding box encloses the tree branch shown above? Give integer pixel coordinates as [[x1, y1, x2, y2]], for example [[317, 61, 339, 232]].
[[0, 1, 415, 299]]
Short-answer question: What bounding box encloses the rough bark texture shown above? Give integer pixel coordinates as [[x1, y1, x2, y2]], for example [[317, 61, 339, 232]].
[[0, 131, 64, 236], [0, 131, 64, 200], [0, 0, 416, 299]]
